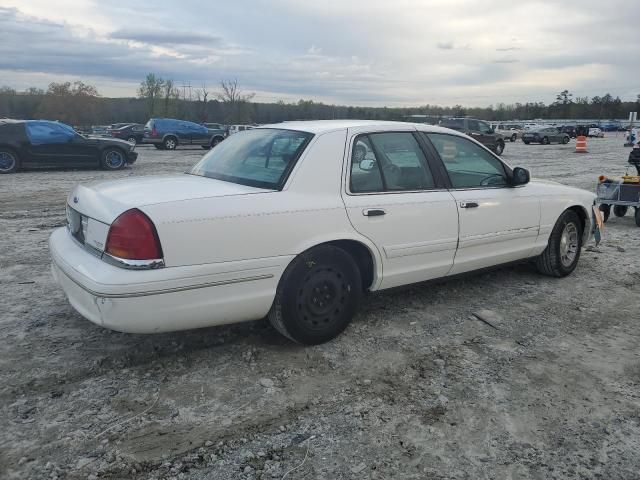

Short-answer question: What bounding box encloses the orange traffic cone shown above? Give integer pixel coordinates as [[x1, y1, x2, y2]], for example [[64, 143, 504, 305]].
[[575, 135, 588, 153]]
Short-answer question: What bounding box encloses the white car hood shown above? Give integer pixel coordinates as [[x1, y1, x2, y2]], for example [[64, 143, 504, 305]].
[[68, 174, 269, 224]]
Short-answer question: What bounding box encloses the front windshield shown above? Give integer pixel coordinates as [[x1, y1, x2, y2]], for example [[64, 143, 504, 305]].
[[190, 128, 313, 189]]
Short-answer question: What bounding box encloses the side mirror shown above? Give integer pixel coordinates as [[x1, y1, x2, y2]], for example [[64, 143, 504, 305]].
[[359, 159, 376, 171], [511, 167, 530, 186]]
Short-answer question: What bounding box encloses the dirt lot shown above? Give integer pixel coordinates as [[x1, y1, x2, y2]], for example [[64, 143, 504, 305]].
[[1, 134, 639, 480]]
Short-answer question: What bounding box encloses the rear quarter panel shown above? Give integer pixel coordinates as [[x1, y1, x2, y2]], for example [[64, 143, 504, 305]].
[[142, 129, 382, 280]]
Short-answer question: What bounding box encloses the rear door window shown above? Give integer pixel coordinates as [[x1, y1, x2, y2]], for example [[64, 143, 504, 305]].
[[350, 132, 435, 193]]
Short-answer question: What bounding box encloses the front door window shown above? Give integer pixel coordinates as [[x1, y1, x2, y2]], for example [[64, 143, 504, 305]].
[[426, 133, 507, 188]]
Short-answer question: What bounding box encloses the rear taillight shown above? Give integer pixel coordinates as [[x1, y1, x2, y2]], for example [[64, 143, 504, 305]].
[[151, 127, 158, 137], [105, 209, 163, 260]]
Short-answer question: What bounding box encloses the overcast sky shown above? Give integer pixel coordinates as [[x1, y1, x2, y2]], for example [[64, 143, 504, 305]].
[[1, 1, 637, 106]]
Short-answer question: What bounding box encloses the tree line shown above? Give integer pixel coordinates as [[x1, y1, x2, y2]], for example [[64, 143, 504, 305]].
[[1, 77, 639, 127]]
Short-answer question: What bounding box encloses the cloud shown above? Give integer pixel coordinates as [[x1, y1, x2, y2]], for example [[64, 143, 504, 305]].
[[110, 29, 223, 47], [493, 57, 519, 64], [436, 41, 454, 50], [1, 1, 639, 106]]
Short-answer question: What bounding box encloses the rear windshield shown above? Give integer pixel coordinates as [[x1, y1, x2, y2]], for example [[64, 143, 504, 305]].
[[190, 128, 313, 189], [440, 119, 464, 129]]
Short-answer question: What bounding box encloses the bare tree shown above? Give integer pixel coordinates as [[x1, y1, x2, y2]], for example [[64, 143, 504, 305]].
[[194, 84, 210, 122], [138, 73, 165, 117], [217, 79, 255, 124]]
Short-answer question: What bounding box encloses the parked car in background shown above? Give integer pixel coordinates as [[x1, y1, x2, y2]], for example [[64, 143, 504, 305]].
[[203, 124, 227, 149], [143, 118, 223, 150], [227, 125, 254, 136], [49, 120, 595, 344], [522, 126, 570, 145], [0, 119, 137, 173], [588, 127, 604, 138], [202, 123, 227, 132], [560, 125, 578, 138], [90, 125, 111, 137], [111, 124, 144, 144], [439, 117, 506, 154], [109, 123, 134, 131], [493, 123, 523, 142], [598, 121, 621, 132]]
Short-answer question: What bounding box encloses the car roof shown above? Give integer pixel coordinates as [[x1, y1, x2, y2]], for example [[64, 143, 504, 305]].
[[257, 119, 464, 135]]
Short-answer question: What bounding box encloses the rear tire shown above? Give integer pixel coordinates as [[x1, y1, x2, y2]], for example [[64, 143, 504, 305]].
[[613, 205, 628, 217], [510, 134, 517, 142], [0, 148, 19, 174], [211, 136, 223, 148], [101, 148, 126, 170], [542, 136, 550, 145], [562, 136, 570, 144], [494, 141, 504, 155], [536, 210, 583, 277], [163, 136, 177, 150], [268, 245, 362, 345], [523, 140, 530, 145], [127, 136, 137, 144]]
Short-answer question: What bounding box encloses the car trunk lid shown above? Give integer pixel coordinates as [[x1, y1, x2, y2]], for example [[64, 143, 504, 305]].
[[66, 175, 270, 252]]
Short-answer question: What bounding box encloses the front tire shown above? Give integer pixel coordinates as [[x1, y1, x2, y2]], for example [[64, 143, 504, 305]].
[[523, 140, 530, 145], [536, 210, 583, 277], [562, 136, 570, 144], [542, 136, 550, 145], [613, 205, 628, 217], [0, 148, 19, 174], [127, 136, 137, 144], [510, 134, 517, 142], [268, 245, 362, 345], [494, 141, 504, 155], [211, 136, 223, 148], [101, 148, 126, 170]]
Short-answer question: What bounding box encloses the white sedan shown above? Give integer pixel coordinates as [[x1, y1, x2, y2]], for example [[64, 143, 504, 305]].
[[50, 120, 596, 344]]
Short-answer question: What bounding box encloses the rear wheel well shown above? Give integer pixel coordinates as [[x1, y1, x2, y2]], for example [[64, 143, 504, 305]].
[[323, 240, 375, 291]]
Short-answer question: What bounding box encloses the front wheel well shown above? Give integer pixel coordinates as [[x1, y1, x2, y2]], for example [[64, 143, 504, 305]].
[[567, 205, 589, 238], [314, 240, 375, 291]]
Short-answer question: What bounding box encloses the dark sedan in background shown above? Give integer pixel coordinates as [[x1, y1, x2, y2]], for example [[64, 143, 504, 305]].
[[522, 126, 570, 145], [110, 123, 145, 144], [0, 119, 137, 174]]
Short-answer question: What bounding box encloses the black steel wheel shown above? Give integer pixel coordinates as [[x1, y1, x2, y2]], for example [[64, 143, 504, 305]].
[[268, 245, 362, 344]]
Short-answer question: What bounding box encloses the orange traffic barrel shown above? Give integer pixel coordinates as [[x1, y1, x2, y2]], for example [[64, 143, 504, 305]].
[[575, 135, 588, 153]]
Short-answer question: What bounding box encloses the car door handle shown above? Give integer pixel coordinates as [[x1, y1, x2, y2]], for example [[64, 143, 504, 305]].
[[363, 208, 386, 217], [460, 201, 479, 209]]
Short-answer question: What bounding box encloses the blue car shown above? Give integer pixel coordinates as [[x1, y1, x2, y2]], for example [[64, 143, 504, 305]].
[[143, 118, 226, 150]]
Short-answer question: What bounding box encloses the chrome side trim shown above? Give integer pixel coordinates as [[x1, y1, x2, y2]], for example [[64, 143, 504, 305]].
[[55, 265, 274, 299], [102, 253, 165, 270]]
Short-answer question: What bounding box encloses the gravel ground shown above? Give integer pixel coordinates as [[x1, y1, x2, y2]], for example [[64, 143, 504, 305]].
[[1, 134, 639, 480]]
